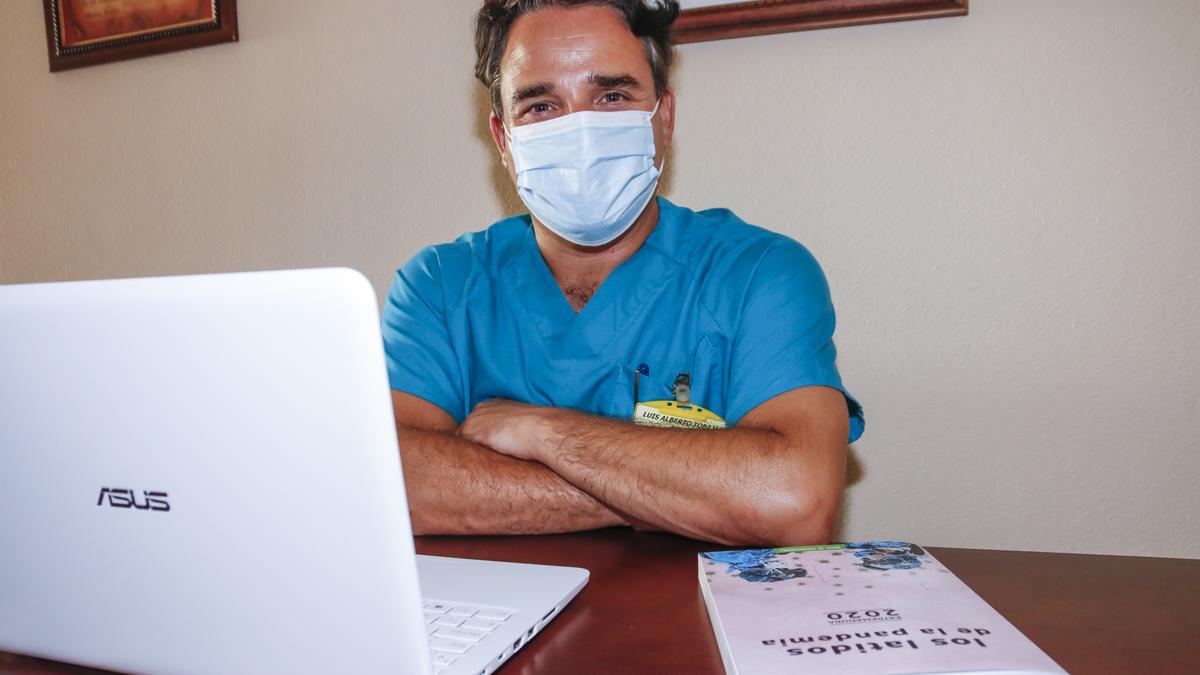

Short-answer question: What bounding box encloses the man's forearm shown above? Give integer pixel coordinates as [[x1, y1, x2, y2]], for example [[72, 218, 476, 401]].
[[539, 413, 830, 545], [397, 427, 626, 535]]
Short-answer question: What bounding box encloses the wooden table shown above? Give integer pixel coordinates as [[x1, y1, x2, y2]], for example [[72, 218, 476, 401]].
[[417, 530, 1200, 674], [3, 529, 1198, 674]]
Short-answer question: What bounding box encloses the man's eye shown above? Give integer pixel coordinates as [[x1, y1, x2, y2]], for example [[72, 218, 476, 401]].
[[602, 92, 626, 104], [531, 103, 551, 114]]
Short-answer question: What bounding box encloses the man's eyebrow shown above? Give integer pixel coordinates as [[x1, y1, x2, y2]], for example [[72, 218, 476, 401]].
[[510, 83, 554, 107], [588, 73, 644, 90]]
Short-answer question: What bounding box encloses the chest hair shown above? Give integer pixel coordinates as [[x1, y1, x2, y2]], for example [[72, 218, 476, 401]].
[[562, 279, 600, 312]]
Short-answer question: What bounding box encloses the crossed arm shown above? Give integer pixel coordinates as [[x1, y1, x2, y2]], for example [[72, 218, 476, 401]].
[[392, 386, 848, 546]]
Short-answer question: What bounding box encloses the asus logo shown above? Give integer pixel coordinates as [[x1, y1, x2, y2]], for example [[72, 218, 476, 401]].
[[96, 488, 170, 512]]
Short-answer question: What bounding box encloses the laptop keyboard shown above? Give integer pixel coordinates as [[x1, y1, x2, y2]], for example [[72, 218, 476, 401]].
[[423, 598, 517, 673]]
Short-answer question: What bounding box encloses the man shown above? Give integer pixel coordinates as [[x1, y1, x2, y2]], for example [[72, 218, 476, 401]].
[[382, 0, 864, 545]]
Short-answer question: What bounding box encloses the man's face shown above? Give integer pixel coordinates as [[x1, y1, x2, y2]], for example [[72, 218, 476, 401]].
[[488, 4, 675, 182]]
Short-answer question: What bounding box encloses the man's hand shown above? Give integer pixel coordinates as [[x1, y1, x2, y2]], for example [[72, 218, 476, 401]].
[[458, 398, 562, 461]]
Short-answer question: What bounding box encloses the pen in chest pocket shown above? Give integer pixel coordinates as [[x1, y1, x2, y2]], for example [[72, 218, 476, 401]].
[[634, 363, 649, 404]]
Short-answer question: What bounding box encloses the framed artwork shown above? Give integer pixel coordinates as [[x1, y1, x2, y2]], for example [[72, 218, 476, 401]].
[[42, 0, 238, 72], [675, 0, 968, 43]]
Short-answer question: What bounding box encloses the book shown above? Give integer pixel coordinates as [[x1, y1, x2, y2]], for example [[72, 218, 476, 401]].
[[698, 542, 1066, 674]]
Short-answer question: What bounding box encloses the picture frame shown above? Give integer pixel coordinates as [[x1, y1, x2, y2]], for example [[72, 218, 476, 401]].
[[42, 0, 239, 72], [675, 0, 968, 44]]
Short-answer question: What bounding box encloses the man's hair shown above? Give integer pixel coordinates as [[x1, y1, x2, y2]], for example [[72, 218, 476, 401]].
[[474, 0, 680, 119]]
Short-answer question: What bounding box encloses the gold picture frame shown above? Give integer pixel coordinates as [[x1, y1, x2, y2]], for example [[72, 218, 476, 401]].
[[675, 0, 968, 43], [43, 0, 238, 72]]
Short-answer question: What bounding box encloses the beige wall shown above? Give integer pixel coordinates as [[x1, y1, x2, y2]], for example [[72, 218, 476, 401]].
[[2, 1, 1197, 557]]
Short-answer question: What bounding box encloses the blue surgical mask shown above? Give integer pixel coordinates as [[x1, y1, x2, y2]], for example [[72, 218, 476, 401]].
[[507, 101, 662, 247]]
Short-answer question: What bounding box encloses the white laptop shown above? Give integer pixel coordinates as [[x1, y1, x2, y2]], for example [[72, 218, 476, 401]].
[[0, 268, 589, 675]]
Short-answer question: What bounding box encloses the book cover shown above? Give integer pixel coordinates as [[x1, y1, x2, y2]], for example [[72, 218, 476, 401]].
[[698, 542, 1066, 674]]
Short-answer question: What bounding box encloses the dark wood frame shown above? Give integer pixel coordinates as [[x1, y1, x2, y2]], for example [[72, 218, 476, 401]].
[[42, 0, 238, 72], [675, 0, 968, 44]]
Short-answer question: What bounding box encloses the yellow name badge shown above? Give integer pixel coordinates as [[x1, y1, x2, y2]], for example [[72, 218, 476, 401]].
[[633, 400, 727, 429]]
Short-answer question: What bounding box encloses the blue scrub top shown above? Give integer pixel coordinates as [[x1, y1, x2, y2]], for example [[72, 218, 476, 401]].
[[382, 198, 864, 442]]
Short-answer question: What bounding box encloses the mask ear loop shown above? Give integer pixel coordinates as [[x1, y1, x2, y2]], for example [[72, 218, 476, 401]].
[[648, 97, 664, 173], [501, 121, 513, 169]]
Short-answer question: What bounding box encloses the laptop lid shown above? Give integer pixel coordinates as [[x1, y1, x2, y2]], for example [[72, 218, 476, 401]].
[[0, 269, 432, 675]]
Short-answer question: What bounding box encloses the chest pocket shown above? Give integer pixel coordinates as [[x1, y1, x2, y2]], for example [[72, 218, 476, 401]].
[[608, 335, 727, 421]]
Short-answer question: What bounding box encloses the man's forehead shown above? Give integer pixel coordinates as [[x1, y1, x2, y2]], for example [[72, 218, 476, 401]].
[[500, 5, 651, 92]]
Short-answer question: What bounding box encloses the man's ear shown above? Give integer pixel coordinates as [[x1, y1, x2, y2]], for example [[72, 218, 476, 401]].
[[489, 111, 509, 167], [658, 88, 676, 151]]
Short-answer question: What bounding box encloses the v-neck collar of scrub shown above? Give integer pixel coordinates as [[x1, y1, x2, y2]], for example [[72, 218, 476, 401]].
[[504, 198, 684, 357]]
